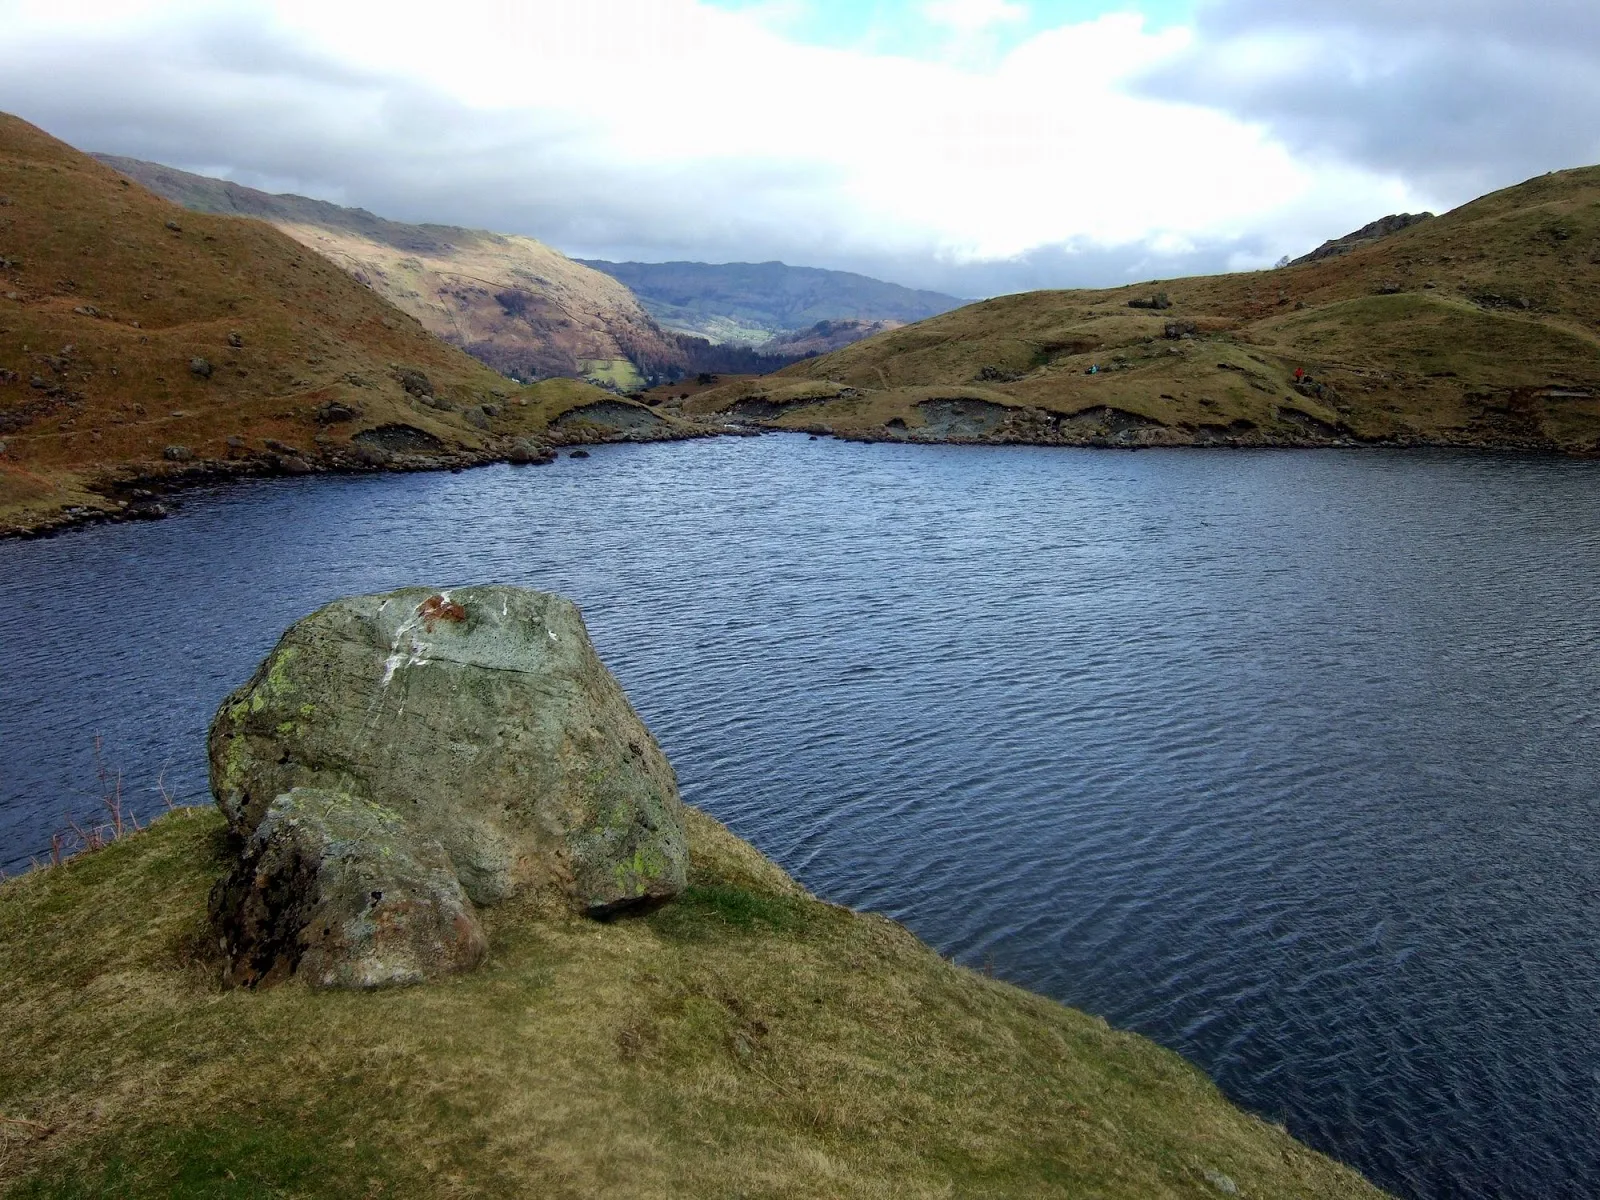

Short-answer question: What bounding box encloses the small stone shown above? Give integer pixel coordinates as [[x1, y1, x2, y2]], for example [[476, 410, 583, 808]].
[[568, 449, 590, 459], [227, 331, 243, 348], [314, 400, 360, 424], [277, 455, 314, 475], [165, 220, 182, 232], [1203, 1168, 1239, 1195], [190, 357, 213, 379], [226, 435, 246, 450], [163, 445, 194, 462]]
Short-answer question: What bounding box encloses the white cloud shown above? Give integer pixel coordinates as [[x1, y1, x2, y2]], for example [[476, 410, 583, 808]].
[[922, 0, 1029, 34], [0, 0, 1449, 292]]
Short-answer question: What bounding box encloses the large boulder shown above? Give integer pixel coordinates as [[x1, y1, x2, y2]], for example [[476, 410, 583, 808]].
[[210, 585, 688, 926], [209, 788, 487, 990]]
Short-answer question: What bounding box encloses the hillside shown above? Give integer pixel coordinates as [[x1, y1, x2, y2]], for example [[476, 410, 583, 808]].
[[0, 116, 692, 535], [95, 155, 687, 390], [682, 166, 1600, 453], [0, 804, 1388, 1198], [579, 258, 965, 346]]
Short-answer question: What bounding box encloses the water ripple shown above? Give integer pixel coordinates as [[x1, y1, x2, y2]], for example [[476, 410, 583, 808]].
[[1, 438, 1598, 1199]]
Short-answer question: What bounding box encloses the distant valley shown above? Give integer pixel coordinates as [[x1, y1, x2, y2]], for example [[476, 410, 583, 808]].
[[94, 157, 954, 390], [578, 258, 964, 348]]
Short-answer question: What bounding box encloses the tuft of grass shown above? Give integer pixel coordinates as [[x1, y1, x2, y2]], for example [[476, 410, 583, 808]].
[[0, 806, 1390, 1199]]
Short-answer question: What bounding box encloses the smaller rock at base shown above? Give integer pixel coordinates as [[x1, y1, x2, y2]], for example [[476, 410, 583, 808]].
[[209, 787, 488, 990], [190, 357, 213, 379], [568, 449, 590, 459], [163, 444, 193, 462], [227, 331, 243, 348]]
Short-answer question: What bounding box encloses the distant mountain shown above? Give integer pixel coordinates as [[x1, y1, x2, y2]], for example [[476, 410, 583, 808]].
[[94, 156, 686, 389], [577, 259, 965, 345]]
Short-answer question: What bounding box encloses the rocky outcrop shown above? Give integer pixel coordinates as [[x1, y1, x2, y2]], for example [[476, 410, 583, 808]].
[[1290, 212, 1435, 265], [208, 585, 689, 988]]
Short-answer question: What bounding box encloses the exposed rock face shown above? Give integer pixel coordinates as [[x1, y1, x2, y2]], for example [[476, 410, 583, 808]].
[[209, 788, 487, 990], [1291, 212, 1435, 265], [208, 585, 689, 987]]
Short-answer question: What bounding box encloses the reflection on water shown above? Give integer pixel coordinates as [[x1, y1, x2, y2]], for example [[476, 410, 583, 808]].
[[1, 438, 1597, 1199]]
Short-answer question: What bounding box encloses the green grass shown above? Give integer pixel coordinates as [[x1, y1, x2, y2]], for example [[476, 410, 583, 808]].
[[580, 358, 647, 392], [0, 808, 1388, 1199]]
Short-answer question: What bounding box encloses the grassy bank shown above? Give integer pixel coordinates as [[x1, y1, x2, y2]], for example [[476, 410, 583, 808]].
[[682, 165, 1600, 452], [0, 808, 1387, 1198]]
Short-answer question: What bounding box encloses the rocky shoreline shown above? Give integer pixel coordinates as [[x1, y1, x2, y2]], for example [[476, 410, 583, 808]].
[[6, 413, 1589, 541], [0, 421, 719, 541]]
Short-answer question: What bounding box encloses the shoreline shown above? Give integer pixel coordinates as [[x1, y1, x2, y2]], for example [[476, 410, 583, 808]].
[[3, 418, 1592, 541]]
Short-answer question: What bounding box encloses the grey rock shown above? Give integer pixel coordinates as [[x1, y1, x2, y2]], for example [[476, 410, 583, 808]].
[[165, 219, 182, 232], [190, 357, 213, 379], [506, 439, 554, 465], [227, 330, 243, 348], [354, 443, 390, 467], [162, 444, 194, 462], [569, 449, 590, 459], [208, 787, 487, 990], [314, 400, 361, 424], [396, 368, 434, 398], [276, 454, 314, 475], [208, 586, 688, 915], [463, 405, 492, 430]]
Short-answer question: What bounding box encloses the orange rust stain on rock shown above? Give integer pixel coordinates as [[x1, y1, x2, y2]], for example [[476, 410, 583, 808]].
[[418, 594, 467, 631]]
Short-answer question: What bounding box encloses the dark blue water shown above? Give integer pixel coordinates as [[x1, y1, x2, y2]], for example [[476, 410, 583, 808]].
[[2, 437, 1598, 1199]]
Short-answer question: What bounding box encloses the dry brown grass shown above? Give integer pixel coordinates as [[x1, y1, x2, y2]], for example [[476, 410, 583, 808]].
[[0, 114, 691, 535], [0, 806, 1389, 1199], [684, 167, 1600, 451]]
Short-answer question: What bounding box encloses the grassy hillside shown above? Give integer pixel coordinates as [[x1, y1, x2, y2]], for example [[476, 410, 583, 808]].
[[95, 156, 686, 389], [683, 168, 1600, 452], [578, 259, 965, 346], [0, 117, 691, 535], [0, 806, 1388, 1199]]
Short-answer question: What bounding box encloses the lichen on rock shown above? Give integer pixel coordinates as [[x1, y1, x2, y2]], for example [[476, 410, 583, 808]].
[[207, 585, 690, 988]]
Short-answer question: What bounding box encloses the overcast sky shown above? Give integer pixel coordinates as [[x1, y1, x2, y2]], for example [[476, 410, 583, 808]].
[[1, 0, 1595, 296]]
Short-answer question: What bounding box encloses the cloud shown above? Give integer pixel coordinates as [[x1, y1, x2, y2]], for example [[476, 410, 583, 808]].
[[1140, 0, 1600, 200], [0, 0, 1451, 294], [922, 0, 1029, 34]]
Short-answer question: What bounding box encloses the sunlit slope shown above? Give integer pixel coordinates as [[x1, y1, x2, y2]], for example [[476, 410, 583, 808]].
[[686, 166, 1600, 450], [96, 155, 686, 387], [0, 116, 673, 532]]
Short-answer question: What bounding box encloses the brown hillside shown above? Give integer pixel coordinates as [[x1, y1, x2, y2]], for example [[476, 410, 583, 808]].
[[684, 167, 1600, 452], [0, 116, 689, 534], [96, 156, 687, 389]]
